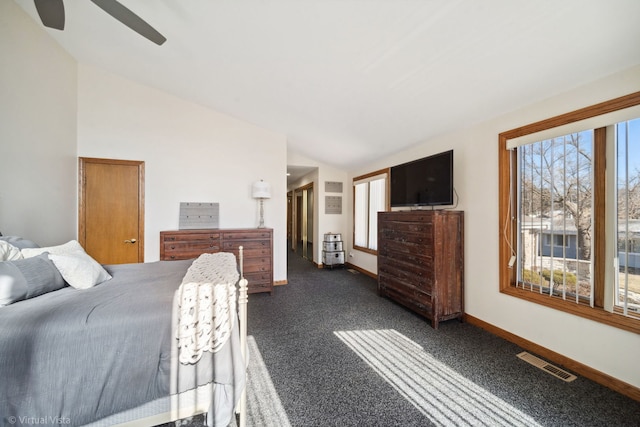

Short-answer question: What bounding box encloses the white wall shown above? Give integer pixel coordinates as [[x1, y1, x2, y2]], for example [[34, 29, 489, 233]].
[[347, 65, 640, 389], [5, 0, 638, 390], [0, 1, 77, 246], [316, 166, 349, 263], [1, 0, 288, 282], [76, 64, 288, 282], [288, 150, 348, 264]]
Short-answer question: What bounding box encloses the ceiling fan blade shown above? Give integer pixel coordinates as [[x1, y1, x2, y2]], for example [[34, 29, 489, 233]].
[[90, 0, 166, 45], [34, 0, 65, 30]]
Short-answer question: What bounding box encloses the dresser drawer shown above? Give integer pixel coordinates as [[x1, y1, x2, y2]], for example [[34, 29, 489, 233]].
[[379, 212, 435, 225], [238, 247, 271, 258], [379, 278, 433, 318], [379, 239, 434, 257], [378, 259, 433, 293], [242, 258, 271, 273], [379, 229, 432, 246], [222, 231, 272, 240], [245, 271, 272, 294], [378, 249, 432, 272], [379, 220, 432, 234], [162, 248, 220, 260], [162, 232, 220, 242], [247, 283, 273, 294], [245, 271, 271, 284], [164, 241, 221, 254], [223, 240, 270, 251]]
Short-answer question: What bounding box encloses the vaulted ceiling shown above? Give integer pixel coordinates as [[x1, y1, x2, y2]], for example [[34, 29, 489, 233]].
[[15, 0, 640, 171]]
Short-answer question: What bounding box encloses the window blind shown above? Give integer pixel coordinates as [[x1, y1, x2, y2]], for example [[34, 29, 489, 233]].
[[367, 178, 386, 250], [506, 104, 640, 150], [354, 182, 369, 248]]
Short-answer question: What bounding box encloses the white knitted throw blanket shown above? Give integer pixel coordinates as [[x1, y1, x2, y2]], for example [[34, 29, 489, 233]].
[[175, 252, 239, 365]]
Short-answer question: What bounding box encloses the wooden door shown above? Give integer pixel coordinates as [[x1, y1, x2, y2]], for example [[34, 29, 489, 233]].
[[79, 157, 144, 264], [295, 192, 303, 252], [293, 183, 314, 261], [287, 191, 292, 248]]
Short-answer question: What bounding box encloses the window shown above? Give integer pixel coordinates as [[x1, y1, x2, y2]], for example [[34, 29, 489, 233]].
[[499, 91, 640, 334], [615, 117, 640, 316], [353, 169, 389, 253], [542, 234, 570, 249], [517, 130, 594, 304]]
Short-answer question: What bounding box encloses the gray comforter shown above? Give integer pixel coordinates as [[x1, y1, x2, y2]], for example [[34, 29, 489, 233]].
[[0, 259, 244, 427]]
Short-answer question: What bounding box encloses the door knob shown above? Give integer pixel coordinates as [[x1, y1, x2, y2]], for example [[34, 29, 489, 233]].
[[124, 239, 137, 244]]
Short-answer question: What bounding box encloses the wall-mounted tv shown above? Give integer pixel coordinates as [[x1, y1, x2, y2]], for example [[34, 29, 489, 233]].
[[390, 150, 454, 207]]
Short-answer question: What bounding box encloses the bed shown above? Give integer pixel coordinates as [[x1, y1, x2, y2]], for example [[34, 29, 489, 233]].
[[0, 237, 248, 427]]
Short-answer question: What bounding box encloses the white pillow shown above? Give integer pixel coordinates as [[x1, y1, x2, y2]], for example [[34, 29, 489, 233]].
[[21, 239, 84, 258], [0, 240, 23, 261], [49, 252, 112, 289], [21, 240, 112, 289]]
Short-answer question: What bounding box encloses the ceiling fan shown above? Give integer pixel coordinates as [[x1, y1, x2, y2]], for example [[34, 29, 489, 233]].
[[34, 0, 166, 45]]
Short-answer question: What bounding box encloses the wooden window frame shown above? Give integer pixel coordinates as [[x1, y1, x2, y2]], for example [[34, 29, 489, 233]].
[[498, 92, 640, 334], [353, 168, 390, 255]]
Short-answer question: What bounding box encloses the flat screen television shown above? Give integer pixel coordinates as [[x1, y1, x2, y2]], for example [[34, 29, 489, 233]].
[[390, 150, 454, 207]]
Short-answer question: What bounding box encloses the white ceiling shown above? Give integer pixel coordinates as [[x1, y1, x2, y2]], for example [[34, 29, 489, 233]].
[[15, 0, 640, 172]]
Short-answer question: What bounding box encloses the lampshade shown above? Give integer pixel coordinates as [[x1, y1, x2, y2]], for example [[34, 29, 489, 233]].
[[252, 180, 271, 199]]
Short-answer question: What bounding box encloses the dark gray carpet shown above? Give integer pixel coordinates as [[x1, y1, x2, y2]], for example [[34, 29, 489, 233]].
[[245, 251, 640, 427]]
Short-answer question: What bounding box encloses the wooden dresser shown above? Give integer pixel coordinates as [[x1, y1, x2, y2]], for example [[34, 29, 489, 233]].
[[377, 210, 464, 329], [160, 228, 273, 294]]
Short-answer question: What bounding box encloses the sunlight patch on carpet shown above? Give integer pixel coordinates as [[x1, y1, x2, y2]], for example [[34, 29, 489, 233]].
[[334, 329, 541, 427], [246, 336, 292, 427]]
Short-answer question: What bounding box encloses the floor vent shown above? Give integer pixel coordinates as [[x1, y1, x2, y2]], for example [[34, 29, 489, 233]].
[[517, 352, 577, 382], [347, 269, 359, 274]]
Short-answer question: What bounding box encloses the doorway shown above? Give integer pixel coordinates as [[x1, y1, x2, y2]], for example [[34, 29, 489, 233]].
[[292, 182, 314, 263], [78, 157, 145, 264]]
